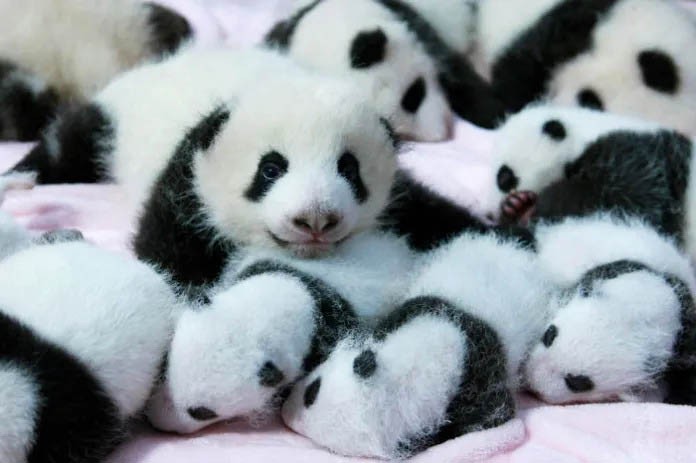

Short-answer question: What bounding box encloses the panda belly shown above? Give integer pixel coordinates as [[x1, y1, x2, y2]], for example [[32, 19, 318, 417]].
[[0, 311, 124, 463]]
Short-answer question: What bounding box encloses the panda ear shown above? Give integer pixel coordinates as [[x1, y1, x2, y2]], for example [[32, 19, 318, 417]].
[[350, 28, 388, 69]]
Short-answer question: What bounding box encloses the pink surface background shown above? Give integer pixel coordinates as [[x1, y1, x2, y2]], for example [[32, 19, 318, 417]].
[[1, 1, 695, 462]]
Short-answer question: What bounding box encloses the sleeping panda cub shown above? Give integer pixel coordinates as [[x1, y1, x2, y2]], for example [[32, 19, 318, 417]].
[[477, 0, 696, 134], [483, 105, 696, 256], [266, 0, 505, 138], [0, 228, 181, 462], [146, 231, 415, 434], [0, 0, 191, 140], [525, 214, 696, 405], [3, 48, 404, 290], [283, 231, 554, 459]]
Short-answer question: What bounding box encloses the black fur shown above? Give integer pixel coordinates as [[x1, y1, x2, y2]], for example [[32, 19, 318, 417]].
[[379, 171, 488, 251], [187, 406, 219, 421], [8, 103, 113, 183], [0, 60, 60, 141], [663, 274, 696, 405], [401, 77, 426, 113], [379, 117, 401, 150], [0, 310, 124, 463], [35, 229, 84, 245], [350, 29, 388, 69], [564, 374, 594, 393], [542, 119, 567, 141], [338, 151, 368, 204], [491, 0, 618, 113], [496, 165, 518, 193], [134, 105, 235, 290], [304, 377, 321, 407], [264, 0, 323, 49], [353, 349, 377, 378], [577, 88, 604, 111], [258, 361, 285, 387], [244, 151, 289, 202], [374, 296, 514, 457], [638, 50, 679, 95], [144, 2, 192, 56], [577, 259, 650, 297], [532, 130, 693, 240], [236, 260, 359, 373], [374, 0, 505, 128], [542, 324, 558, 348]]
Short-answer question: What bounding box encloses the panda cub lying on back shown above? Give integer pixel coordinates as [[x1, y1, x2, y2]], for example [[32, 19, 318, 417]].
[[0, 0, 191, 141], [266, 0, 506, 139], [477, 0, 696, 133]]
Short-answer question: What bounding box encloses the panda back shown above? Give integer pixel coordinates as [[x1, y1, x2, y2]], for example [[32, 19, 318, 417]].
[[0, 365, 37, 463]]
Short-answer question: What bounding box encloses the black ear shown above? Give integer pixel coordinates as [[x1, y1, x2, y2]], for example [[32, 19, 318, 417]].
[[350, 28, 388, 69], [188, 105, 231, 156]]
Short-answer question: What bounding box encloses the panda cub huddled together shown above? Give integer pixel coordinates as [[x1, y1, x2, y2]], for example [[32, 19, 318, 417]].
[[0, 214, 183, 463], [266, 0, 506, 139], [476, 0, 696, 134], [0, 0, 191, 141]]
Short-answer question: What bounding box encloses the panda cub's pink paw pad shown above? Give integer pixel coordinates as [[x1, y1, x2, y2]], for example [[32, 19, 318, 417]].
[[501, 191, 536, 224]]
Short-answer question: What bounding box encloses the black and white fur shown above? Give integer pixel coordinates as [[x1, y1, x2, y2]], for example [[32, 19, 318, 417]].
[[265, 0, 505, 139], [0, 226, 180, 462], [525, 214, 696, 405], [0, 0, 191, 141], [146, 230, 415, 433], [476, 0, 696, 134], [483, 105, 696, 258], [282, 231, 553, 459]]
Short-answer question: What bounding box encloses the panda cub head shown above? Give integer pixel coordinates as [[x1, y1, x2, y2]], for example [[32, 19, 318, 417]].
[[525, 266, 685, 404], [266, 0, 461, 142], [192, 75, 399, 258]]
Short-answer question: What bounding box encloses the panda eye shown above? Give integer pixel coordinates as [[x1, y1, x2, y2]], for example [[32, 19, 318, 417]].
[[338, 152, 360, 181], [262, 162, 283, 180], [542, 325, 558, 347]]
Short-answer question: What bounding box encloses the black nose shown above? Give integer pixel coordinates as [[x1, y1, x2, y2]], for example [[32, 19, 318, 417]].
[[496, 165, 518, 193], [564, 374, 595, 393], [187, 406, 219, 421]]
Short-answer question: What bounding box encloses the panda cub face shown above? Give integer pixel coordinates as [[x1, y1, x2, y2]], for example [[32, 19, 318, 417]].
[[524, 270, 682, 404], [194, 79, 398, 258]]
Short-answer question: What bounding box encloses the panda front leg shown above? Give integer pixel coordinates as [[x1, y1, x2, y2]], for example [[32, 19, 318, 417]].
[[3, 102, 113, 186], [282, 295, 515, 460]]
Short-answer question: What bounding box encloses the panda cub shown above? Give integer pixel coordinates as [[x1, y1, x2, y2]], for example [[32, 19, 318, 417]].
[[4, 48, 404, 289], [146, 231, 415, 434], [0, 0, 191, 141], [283, 231, 554, 459], [0, 228, 181, 462], [477, 0, 696, 134], [525, 214, 696, 405], [266, 0, 505, 139], [483, 105, 696, 257]]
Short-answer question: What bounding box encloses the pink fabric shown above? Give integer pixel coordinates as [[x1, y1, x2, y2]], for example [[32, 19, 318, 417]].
[[1, 1, 695, 462]]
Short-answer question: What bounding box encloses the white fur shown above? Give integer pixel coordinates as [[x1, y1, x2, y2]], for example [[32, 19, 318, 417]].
[[0, 0, 167, 100], [279, 0, 456, 141], [0, 367, 38, 463], [0, 211, 32, 260], [0, 241, 180, 418]]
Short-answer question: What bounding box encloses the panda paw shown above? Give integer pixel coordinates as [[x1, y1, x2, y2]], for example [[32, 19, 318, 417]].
[[501, 191, 536, 225]]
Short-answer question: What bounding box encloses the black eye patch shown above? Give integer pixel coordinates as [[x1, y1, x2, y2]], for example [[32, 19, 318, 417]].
[[496, 164, 518, 193], [258, 361, 285, 387], [638, 49, 679, 94], [542, 119, 566, 141], [577, 88, 604, 111], [564, 374, 595, 393], [350, 28, 388, 69], [542, 325, 558, 347], [338, 151, 368, 203], [353, 349, 377, 378], [401, 77, 426, 113], [244, 150, 289, 202], [187, 406, 219, 421], [304, 377, 321, 408]]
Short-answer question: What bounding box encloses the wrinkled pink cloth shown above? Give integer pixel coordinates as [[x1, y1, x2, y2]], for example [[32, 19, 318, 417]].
[[1, 1, 695, 462]]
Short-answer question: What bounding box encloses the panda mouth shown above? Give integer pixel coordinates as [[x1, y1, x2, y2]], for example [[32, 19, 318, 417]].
[[267, 231, 349, 253]]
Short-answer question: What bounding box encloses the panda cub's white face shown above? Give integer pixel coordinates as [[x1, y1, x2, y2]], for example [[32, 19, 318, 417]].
[[194, 79, 398, 258], [525, 271, 682, 404]]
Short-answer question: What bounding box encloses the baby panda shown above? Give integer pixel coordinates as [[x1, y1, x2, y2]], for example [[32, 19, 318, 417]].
[[0, 225, 181, 462], [524, 214, 696, 405], [477, 0, 696, 134], [0, 0, 191, 141], [283, 231, 554, 459], [483, 105, 696, 255], [265, 0, 505, 139], [3, 48, 407, 290], [146, 230, 415, 434]]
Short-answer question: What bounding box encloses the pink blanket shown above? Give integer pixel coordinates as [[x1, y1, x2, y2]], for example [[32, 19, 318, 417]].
[[2, 1, 695, 462]]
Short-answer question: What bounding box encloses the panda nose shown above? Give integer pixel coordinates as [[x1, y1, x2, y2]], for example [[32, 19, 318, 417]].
[[292, 211, 342, 236]]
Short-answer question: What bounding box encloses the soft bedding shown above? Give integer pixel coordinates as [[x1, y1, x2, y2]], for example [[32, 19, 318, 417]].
[[2, 1, 695, 462]]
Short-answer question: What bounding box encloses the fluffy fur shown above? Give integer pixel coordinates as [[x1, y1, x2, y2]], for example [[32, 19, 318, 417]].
[[266, 0, 504, 139], [0, 232, 180, 462], [0, 0, 191, 140], [282, 231, 553, 459], [477, 0, 696, 134], [525, 214, 696, 404]]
